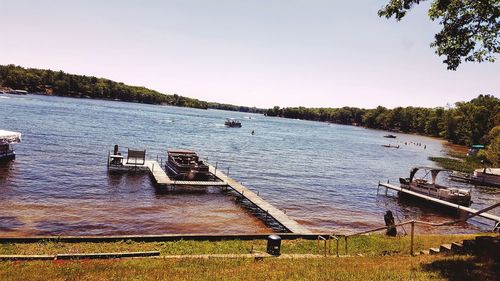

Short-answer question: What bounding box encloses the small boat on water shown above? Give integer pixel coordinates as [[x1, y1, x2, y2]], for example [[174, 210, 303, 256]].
[[225, 119, 242, 128], [0, 130, 21, 162], [384, 134, 397, 138], [382, 144, 399, 149], [472, 168, 500, 187], [165, 149, 210, 180], [399, 167, 472, 206]]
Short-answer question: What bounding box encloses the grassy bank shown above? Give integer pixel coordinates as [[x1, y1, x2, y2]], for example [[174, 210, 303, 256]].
[[429, 151, 483, 173], [0, 234, 485, 257], [2, 255, 497, 281], [1, 234, 497, 280]]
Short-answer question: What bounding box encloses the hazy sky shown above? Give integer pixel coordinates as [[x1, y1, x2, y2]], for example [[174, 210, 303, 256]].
[[0, 0, 498, 108]]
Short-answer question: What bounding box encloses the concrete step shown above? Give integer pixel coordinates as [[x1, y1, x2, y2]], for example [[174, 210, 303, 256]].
[[429, 248, 440, 255], [439, 244, 452, 254], [451, 242, 464, 254]]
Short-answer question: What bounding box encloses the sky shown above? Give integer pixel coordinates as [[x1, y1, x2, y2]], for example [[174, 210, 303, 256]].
[[0, 0, 498, 109]]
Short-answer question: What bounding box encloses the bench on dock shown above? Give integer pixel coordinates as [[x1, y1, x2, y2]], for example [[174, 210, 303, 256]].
[[126, 149, 146, 166]]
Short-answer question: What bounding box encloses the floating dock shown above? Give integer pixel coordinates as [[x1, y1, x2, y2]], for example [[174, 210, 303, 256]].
[[134, 160, 311, 234], [145, 161, 227, 187], [378, 182, 500, 223]]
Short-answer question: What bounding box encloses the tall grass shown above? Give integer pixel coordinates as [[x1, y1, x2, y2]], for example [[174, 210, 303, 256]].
[[0, 255, 491, 281]]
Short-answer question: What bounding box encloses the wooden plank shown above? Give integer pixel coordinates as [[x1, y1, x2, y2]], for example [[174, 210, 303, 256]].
[[56, 251, 160, 260], [0, 233, 328, 244], [146, 161, 227, 187], [379, 183, 500, 222], [0, 255, 55, 261], [209, 165, 311, 234]]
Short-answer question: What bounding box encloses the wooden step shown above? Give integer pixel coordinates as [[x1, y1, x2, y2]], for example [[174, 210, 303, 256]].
[[439, 244, 452, 254], [451, 242, 464, 254], [429, 248, 440, 255]]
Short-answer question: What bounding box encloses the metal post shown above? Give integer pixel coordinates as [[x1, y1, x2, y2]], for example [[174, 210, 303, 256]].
[[152, 163, 154, 172], [336, 238, 339, 257], [410, 221, 415, 256], [227, 167, 230, 176], [107, 151, 110, 168], [317, 237, 320, 255], [344, 236, 348, 255], [215, 161, 218, 175], [324, 238, 327, 257]]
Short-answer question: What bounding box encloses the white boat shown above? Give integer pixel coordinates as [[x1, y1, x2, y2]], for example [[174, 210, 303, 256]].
[[399, 167, 472, 206], [472, 168, 500, 187], [0, 130, 22, 162]]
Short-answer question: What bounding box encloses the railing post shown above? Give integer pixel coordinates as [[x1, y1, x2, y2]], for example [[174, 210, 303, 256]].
[[227, 167, 230, 176], [344, 236, 348, 255], [410, 221, 415, 256], [336, 238, 339, 257], [317, 236, 320, 255], [215, 161, 218, 175]]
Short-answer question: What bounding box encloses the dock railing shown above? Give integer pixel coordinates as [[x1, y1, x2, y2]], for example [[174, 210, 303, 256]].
[[342, 202, 500, 256]]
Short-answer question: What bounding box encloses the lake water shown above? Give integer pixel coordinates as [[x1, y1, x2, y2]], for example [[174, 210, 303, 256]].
[[0, 95, 498, 236]]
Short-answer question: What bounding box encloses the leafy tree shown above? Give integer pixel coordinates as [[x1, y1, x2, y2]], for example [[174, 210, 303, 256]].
[[484, 125, 500, 165], [379, 0, 499, 70], [0, 64, 264, 113]]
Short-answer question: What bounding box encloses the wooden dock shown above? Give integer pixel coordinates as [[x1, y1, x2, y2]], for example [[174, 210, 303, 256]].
[[145, 161, 227, 186], [142, 160, 311, 234], [378, 182, 500, 223], [210, 165, 312, 234]]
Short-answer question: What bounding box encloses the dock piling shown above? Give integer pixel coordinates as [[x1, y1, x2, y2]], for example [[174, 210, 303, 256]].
[[410, 221, 415, 256]]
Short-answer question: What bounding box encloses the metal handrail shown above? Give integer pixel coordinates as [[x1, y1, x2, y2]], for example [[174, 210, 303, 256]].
[[342, 202, 500, 256]]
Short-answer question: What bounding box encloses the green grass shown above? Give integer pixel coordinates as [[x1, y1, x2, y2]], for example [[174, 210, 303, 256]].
[[1, 234, 497, 280], [0, 234, 486, 257], [429, 151, 483, 173], [0, 255, 496, 281]]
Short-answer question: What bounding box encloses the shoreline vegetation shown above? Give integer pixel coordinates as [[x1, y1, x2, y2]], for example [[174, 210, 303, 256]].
[[0, 64, 265, 113], [1, 64, 498, 167]]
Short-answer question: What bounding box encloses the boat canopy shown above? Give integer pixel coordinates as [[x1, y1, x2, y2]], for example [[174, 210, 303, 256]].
[[471, 144, 485, 149], [0, 130, 22, 145], [409, 166, 450, 184]]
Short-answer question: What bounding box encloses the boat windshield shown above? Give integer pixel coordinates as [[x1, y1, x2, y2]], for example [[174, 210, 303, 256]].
[[0, 130, 22, 145]]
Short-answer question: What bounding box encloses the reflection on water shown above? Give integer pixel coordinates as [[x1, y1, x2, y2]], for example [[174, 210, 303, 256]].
[[0, 95, 498, 236]]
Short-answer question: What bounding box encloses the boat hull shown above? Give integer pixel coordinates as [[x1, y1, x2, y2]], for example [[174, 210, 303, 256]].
[[0, 151, 15, 162], [472, 169, 500, 187], [399, 179, 471, 206]]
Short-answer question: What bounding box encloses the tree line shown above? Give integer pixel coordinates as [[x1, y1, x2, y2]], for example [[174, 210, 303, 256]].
[[0, 64, 265, 113], [266, 95, 499, 148]]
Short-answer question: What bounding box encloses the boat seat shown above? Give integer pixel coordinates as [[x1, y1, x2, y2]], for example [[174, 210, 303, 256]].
[[126, 149, 146, 166]]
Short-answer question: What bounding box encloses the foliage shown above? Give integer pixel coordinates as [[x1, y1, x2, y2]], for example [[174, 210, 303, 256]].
[[484, 125, 500, 165], [378, 0, 500, 70], [428, 155, 480, 173], [0, 64, 266, 113], [267, 95, 499, 147]]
